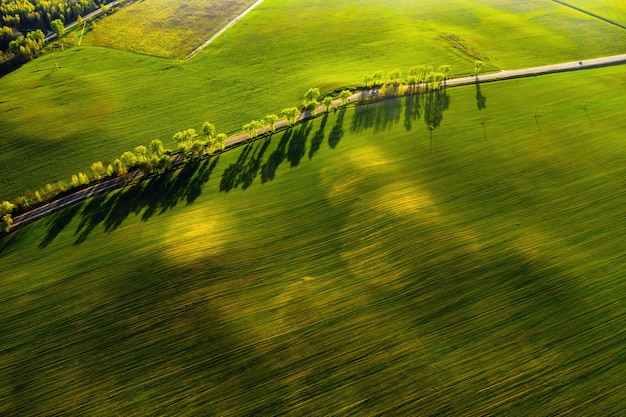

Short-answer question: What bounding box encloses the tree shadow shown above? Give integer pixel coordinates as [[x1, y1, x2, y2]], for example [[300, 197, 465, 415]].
[[261, 130, 292, 183], [424, 88, 451, 153], [351, 97, 402, 134], [404, 93, 423, 131], [308, 113, 329, 160], [220, 138, 273, 192], [287, 121, 313, 167], [475, 80, 487, 110], [329, 107, 346, 149], [70, 158, 218, 244], [39, 201, 84, 248]]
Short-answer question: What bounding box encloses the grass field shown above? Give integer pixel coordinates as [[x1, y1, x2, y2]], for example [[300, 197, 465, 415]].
[[91, 0, 256, 58], [1, 0, 625, 201], [1, 65, 625, 415], [559, 0, 626, 26]]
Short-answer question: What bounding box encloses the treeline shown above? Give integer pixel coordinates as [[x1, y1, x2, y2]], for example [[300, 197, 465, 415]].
[[0, 0, 118, 71], [1, 62, 458, 233]]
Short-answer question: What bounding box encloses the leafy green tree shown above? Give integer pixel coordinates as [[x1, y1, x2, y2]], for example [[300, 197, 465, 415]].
[[202, 122, 216, 141], [388, 69, 402, 84], [90, 161, 106, 180], [372, 71, 384, 86], [304, 88, 320, 103], [0, 200, 15, 216], [363, 74, 372, 87], [264, 114, 279, 132], [120, 151, 138, 169], [112, 159, 127, 177], [339, 90, 352, 106], [215, 133, 227, 151], [282, 107, 301, 126], [1, 213, 12, 233], [323, 96, 334, 112], [149, 139, 165, 157], [438, 64, 452, 82], [78, 172, 90, 185], [474, 60, 483, 76], [50, 19, 64, 38], [70, 174, 80, 188]]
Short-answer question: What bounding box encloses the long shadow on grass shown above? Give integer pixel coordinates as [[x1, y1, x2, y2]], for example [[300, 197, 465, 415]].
[[352, 95, 402, 134], [220, 118, 326, 192], [39, 201, 85, 248], [71, 158, 219, 245]]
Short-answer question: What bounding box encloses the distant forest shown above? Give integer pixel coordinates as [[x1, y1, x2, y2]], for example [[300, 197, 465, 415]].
[[0, 0, 108, 70]]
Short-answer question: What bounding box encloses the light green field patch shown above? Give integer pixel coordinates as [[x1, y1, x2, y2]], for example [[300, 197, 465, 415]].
[[90, 0, 255, 58], [559, 0, 626, 26]]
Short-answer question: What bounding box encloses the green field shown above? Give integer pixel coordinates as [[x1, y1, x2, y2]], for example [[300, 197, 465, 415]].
[[560, 0, 626, 26], [1, 0, 626, 201], [91, 0, 255, 58], [1, 65, 625, 415]]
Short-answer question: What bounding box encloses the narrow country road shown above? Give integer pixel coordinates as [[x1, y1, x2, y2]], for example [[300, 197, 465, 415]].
[[9, 52, 626, 231], [186, 0, 266, 60], [44, 0, 122, 42]]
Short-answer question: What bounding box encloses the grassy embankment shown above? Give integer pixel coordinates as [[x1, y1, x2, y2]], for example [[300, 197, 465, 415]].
[[1, 0, 626, 201], [1, 65, 625, 415], [90, 0, 256, 58]]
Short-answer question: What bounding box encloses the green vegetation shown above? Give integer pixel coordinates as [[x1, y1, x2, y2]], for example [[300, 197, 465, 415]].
[[560, 0, 626, 26], [90, 0, 255, 58], [2, 0, 626, 201], [1, 65, 625, 415], [0, 0, 109, 69]]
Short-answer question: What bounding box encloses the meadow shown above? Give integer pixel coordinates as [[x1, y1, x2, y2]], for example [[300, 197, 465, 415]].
[[1, 0, 626, 201], [562, 0, 626, 26], [1, 65, 625, 415], [90, 0, 256, 58]]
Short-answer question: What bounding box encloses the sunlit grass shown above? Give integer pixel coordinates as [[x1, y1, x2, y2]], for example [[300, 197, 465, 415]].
[[91, 0, 255, 58], [1, 66, 625, 415], [1, 0, 626, 200]]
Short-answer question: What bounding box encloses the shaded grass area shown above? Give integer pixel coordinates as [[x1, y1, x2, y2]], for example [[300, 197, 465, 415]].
[[1, 66, 626, 415], [2, 0, 626, 200], [91, 0, 256, 58]]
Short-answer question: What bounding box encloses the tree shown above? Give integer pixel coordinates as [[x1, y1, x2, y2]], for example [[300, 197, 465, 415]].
[[215, 133, 227, 151], [1, 213, 12, 233], [282, 107, 300, 126], [438, 64, 452, 83], [243, 121, 260, 139], [90, 161, 106, 180], [363, 74, 372, 87], [372, 71, 384, 86], [173, 128, 198, 157], [149, 139, 165, 157], [120, 151, 138, 169], [304, 87, 320, 103], [339, 90, 352, 106], [388, 69, 402, 84], [202, 122, 216, 141], [50, 19, 64, 38], [474, 60, 483, 76], [264, 114, 279, 132], [0, 200, 15, 216], [78, 172, 90, 185], [323, 96, 334, 112], [112, 158, 127, 177]]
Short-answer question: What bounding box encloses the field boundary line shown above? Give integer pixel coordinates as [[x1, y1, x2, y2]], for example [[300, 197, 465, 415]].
[[551, 0, 626, 31], [185, 0, 265, 60]]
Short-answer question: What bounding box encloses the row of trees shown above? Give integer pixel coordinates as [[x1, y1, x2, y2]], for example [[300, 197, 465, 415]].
[[239, 89, 355, 140], [1, 0, 120, 72], [362, 64, 452, 92]]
